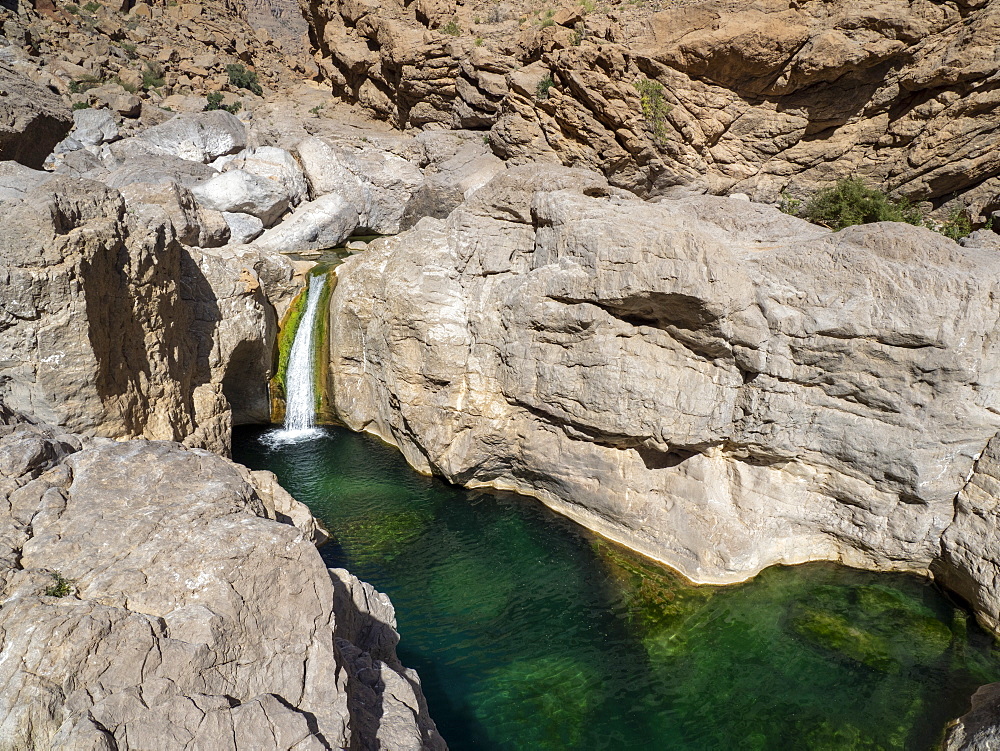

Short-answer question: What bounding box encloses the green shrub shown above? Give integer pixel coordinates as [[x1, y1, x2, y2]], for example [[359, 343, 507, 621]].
[[71, 101, 91, 110], [121, 41, 138, 59], [634, 77, 672, 145], [68, 74, 102, 94], [141, 61, 165, 90], [204, 91, 241, 114], [226, 63, 262, 96], [802, 178, 923, 230], [778, 191, 801, 216], [441, 19, 461, 36], [938, 207, 972, 241], [66, 3, 79, 12], [83, 1, 100, 11], [44, 572, 74, 598], [536, 73, 554, 100]]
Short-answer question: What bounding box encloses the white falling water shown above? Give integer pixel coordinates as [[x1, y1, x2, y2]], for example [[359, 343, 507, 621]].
[[264, 275, 327, 446]]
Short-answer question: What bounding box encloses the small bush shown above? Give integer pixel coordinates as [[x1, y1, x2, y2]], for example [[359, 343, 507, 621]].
[[141, 61, 165, 90], [71, 101, 91, 110], [581, 0, 596, 12], [309, 104, 324, 114], [634, 77, 672, 145], [441, 19, 461, 36], [121, 41, 138, 59], [778, 191, 801, 217], [83, 1, 100, 11], [65, 3, 78, 12], [475, 36, 484, 46], [938, 207, 972, 242], [68, 74, 102, 94], [536, 73, 554, 100], [226, 63, 262, 96], [803, 178, 923, 230], [204, 91, 241, 114], [44, 572, 74, 598]]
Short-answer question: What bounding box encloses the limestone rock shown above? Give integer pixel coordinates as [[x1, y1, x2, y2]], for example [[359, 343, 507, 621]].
[[223, 211, 265, 244], [110, 111, 246, 164], [251, 192, 359, 254], [68, 107, 120, 148], [296, 136, 425, 234], [191, 168, 290, 226], [0, 176, 288, 453], [0, 417, 444, 750], [328, 166, 1000, 633], [222, 146, 309, 207], [0, 60, 72, 169], [944, 683, 1000, 750]]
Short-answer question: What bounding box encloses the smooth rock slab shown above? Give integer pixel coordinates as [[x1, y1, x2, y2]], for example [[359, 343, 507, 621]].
[[328, 165, 1000, 635], [251, 192, 358, 253]]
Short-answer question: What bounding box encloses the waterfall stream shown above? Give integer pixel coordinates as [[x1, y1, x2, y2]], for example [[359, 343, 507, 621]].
[[265, 275, 326, 445]]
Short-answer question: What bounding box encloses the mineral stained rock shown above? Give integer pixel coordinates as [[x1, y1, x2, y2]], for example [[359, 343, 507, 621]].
[[328, 166, 1000, 632], [0, 412, 445, 750]]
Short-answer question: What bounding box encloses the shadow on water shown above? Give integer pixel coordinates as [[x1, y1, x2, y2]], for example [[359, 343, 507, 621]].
[[233, 424, 1000, 751]]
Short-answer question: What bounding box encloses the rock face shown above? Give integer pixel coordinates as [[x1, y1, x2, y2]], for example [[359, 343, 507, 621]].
[[303, 0, 1000, 218], [328, 166, 1000, 627], [0, 61, 72, 169], [0, 172, 292, 454], [0, 412, 444, 750], [945, 683, 1000, 751]]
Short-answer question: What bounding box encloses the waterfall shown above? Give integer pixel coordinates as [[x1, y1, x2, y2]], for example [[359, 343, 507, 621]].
[[265, 275, 327, 445]]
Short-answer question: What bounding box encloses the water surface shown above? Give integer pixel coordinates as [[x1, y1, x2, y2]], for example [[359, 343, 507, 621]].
[[233, 425, 1000, 750]]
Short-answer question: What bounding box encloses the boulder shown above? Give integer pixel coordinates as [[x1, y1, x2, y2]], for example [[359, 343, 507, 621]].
[[109, 111, 246, 164], [101, 153, 219, 189], [328, 166, 1000, 636], [222, 146, 309, 207], [223, 211, 265, 244], [250, 192, 358, 254], [118, 180, 204, 246], [944, 683, 1000, 750], [69, 107, 119, 147], [191, 169, 290, 226], [0, 160, 50, 201], [296, 136, 425, 234], [0, 61, 73, 169], [0, 417, 444, 750]]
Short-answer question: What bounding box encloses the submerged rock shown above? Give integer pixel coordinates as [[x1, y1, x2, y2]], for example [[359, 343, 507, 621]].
[[0, 412, 445, 750], [328, 165, 1000, 633]]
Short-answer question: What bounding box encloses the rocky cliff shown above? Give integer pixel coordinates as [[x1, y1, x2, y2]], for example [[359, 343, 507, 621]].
[[328, 165, 1000, 637], [0, 409, 444, 750], [302, 0, 1000, 220]]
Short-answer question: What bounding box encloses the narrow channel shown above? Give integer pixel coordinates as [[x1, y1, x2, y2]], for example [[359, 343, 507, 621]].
[[233, 424, 1000, 750]]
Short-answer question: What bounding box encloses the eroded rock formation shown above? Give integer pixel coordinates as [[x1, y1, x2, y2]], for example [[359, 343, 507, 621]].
[[0, 168, 293, 454], [328, 166, 1000, 634], [0, 410, 444, 749], [303, 0, 1000, 218]]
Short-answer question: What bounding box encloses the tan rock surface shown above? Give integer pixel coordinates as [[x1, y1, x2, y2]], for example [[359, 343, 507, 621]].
[[0, 412, 444, 750], [328, 166, 1000, 630]]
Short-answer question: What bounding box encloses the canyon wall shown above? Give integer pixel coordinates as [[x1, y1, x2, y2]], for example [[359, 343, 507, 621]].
[[328, 165, 1000, 633], [302, 0, 1000, 218]]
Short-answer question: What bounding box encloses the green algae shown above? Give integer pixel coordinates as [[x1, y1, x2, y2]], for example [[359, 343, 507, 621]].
[[471, 656, 600, 749]]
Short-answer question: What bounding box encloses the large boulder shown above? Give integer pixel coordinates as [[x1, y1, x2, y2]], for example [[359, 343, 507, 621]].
[[109, 111, 246, 164], [251, 192, 358, 253], [0, 416, 444, 750], [0, 61, 72, 169], [220, 146, 309, 207], [191, 169, 291, 226], [328, 165, 1000, 631], [296, 136, 425, 234]]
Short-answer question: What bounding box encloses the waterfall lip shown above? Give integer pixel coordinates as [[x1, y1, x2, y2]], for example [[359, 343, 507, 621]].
[[262, 275, 327, 447]]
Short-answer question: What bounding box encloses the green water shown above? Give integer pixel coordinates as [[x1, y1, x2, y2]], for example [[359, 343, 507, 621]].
[[233, 425, 1000, 750]]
